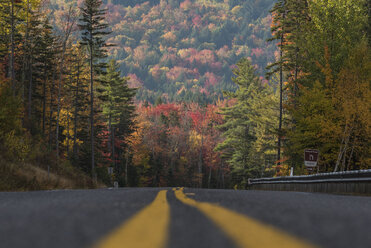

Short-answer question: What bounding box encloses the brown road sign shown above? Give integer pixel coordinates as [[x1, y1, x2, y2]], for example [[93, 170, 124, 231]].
[[304, 149, 319, 167]]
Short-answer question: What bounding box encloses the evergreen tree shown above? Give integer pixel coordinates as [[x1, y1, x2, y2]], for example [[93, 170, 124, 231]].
[[25, 7, 44, 133], [79, 0, 110, 180], [216, 58, 278, 187], [0, 0, 24, 94], [266, 0, 287, 168], [64, 44, 90, 162], [33, 18, 56, 135], [99, 59, 136, 182]]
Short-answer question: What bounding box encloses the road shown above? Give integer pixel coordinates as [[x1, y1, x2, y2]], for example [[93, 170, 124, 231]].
[[0, 188, 370, 248]]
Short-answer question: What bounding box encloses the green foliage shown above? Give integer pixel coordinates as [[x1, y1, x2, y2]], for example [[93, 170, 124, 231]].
[[100, 60, 136, 127], [304, 0, 368, 82], [285, 81, 335, 171], [0, 0, 137, 189], [1, 0, 370, 190], [0, 84, 30, 161], [99, 59, 137, 179], [79, 0, 110, 67], [79, 0, 112, 178], [216, 58, 278, 187], [267, 0, 371, 173]]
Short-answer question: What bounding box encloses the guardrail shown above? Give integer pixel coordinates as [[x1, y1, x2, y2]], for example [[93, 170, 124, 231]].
[[248, 170, 371, 195]]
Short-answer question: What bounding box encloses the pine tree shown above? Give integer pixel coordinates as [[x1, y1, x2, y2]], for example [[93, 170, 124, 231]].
[[65, 44, 90, 162], [0, 0, 24, 94], [99, 60, 136, 183], [266, 0, 287, 169], [54, 5, 77, 163], [79, 0, 110, 180], [25, 7, 43, 133], [216, 58, 278, 187], [283, 0, 310, 95], [33, 18, 56, 135]]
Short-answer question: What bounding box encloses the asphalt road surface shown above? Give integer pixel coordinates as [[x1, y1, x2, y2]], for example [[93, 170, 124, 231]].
[[1, 188, 370, 248]]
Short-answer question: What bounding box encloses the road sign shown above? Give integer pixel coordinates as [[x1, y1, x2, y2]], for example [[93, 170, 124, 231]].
[[304, 149, 319, 167], [107, 167, 113, 175]]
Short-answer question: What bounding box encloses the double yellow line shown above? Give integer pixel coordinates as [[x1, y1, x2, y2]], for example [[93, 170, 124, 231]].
[[96, 189, 315, 248]]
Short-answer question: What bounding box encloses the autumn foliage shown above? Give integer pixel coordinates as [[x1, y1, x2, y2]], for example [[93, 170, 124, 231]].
[[127, 102, 229, 187]]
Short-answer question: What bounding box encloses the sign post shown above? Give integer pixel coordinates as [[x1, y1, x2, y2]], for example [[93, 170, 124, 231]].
[[304, 149, 319, 167]]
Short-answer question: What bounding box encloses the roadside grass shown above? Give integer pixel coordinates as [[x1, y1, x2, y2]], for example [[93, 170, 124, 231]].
[[0, 157, 104, 191]]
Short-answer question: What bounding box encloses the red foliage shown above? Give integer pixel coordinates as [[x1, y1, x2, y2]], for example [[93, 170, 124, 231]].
[[149, 103, 181, 117], [180, 0, 192, 10], [204, 72, 220, 88], [210, 62, 222, 71], [128, 73, 143, 88], [166, 66, 200, 81], [192, 15, 202, 27], [251, 48, 263, 58], [193, 50, 215, 65], [128, 101, 232, 187]]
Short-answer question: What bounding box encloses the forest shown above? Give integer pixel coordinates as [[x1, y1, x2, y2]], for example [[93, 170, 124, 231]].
[[74, 0, 276, 104], [0, 0, 370, 190]]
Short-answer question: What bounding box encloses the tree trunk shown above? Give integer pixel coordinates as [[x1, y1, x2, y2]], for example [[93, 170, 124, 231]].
[[334, 125, 351, 172], [48, 70, 56, 148], [277, 12, 285, 170], [42, 65, 47, 134], [67, 110, 70, 155], [56, 8, 75, 164], [125, 146, 130, 186], [294, 45, 299, 103], [47, 69, 56, 179], [28, 56, 33, 126], [221, 162, 225, 188], [108, 115, 115, 171], [198, 131, 203, 188], [21, 0, 30, 108], [341, 133, 351, 172], [347, 143, 355, 171], [73, 60, 80, 159], [55, 50, 64, 162], [90, 39, 96, 181], [10, 0, 15, 94], [112, 127, 115, 170], [208, 166, 212, 188]]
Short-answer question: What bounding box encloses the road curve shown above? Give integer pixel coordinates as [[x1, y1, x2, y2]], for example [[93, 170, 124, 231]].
[[0, 188, 370, 248]]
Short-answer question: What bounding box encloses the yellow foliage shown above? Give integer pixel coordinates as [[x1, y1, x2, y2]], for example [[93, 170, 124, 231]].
[[231, 5, 242, 15], [177, 49, 189, 59], [162, 31, 176, 43], [59, 109, 82, 155], [4, 130, 30, 161], [189, 130, 201, 148]]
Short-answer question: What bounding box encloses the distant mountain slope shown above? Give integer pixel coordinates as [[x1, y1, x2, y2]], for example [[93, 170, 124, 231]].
[[54, 0, 276, 103]]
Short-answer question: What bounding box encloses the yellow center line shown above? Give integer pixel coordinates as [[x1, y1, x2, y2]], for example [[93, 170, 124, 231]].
[[95, 190, 170, 248], [174, 188, 316, 248]]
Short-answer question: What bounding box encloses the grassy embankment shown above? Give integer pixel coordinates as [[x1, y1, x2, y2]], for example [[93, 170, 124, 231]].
[[0, 157, 103, 191]]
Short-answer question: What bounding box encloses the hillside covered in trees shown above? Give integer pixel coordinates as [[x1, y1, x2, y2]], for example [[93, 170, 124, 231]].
[[51, 0, 276, 104]]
